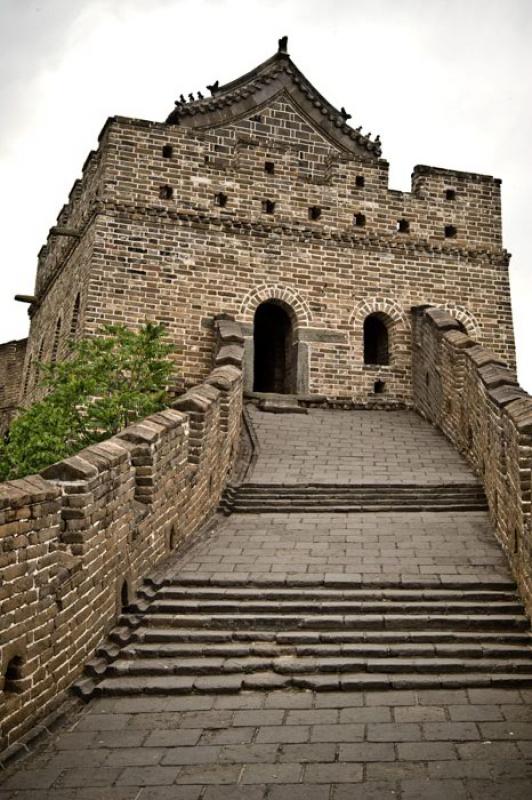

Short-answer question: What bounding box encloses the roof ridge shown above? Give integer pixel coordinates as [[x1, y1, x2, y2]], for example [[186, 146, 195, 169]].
[[166, 42, 382, 158]]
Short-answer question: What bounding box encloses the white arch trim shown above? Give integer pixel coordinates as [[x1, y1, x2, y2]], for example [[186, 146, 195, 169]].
[[239, 283, 312, 325], [437, 304, 480, 339], [349, 297, 410, 330]]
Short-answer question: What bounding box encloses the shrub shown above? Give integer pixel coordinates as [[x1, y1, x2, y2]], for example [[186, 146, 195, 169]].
[[0, 323, 173, 481]]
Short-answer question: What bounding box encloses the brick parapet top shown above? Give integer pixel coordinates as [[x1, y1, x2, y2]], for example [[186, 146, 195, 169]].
[[1, 346, 242, 498], [419, 306, 531, 419], [413, 164, 502, 186], [0, 474, 61, 510]]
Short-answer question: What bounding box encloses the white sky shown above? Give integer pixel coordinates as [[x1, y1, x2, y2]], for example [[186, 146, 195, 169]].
[[1, 0, 531, 387]]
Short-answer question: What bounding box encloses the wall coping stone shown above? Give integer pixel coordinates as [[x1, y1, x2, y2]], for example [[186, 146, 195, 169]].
[[465, 345, 507, 368], [425, 308, 461, 330], [478, 363, 518, 389], [216, 343, 245, 367], [215, 319, 245, 345], [207, 365, 242, 390], [441, 329, 476, 349], [41, 455, 99, 482], [487, 385, 528, 407]]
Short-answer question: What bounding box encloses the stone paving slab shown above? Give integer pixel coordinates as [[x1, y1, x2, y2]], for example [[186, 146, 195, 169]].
[[1, 689, 532, 798], [1, 408, 526, 797], [247, 408, 477, 485], [175, 511, 511, 583]]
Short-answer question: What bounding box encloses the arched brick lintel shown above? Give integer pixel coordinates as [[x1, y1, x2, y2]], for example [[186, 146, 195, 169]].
[[438, 304, 480, 339], [349, 297, 410, 331], [239, 284, 312, 327]]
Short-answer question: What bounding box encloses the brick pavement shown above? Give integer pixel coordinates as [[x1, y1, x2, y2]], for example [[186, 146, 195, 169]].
[[247, 408, 476, 485], [1, 408, 531, 797], [1, 688, 532, 799], [176, 511, 511, 583]]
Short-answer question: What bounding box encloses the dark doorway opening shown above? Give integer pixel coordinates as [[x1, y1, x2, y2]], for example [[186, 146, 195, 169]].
[[364, 314, 390, 365], [253, 301, 294, 393]]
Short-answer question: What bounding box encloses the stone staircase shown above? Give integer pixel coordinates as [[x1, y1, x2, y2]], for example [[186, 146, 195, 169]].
[[75, 576, 532, 697], [221, 482, 488, 514]]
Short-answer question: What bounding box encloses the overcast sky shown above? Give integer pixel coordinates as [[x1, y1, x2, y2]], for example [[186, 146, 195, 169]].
[[1, 0, 531, 387]]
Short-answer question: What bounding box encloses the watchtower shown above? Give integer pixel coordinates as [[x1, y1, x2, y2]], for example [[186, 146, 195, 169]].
[[9, 38, 514, 414]]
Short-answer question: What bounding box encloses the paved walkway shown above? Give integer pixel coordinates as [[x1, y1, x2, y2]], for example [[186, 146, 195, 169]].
[[247, 408, 476, 485], [1, 408, 531, 799], [1, 688, 531, 799], [177, 511, 510, 584]]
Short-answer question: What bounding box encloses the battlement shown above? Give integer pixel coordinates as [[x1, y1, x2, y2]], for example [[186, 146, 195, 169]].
[[97, 115, 504, 252], [0, 330, 243, 753]]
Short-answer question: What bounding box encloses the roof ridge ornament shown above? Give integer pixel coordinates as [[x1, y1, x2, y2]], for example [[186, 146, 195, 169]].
[[165, 41, 382, 157], [278, 35, 288, 54]]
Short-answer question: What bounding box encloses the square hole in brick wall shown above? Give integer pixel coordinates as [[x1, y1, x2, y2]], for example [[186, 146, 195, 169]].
[[262, 200, 276, 214], [309, 206, 322, 221], [215, 192, 228, 207], [444, 224, 457, 238], [159, 185, 173, 199], [355, 175, 365, 188], [353, 212, 366, 227], [374, 380, 385, 394], [265, 161, 275, 174], [397, 219, 410, 233], [162, 144, 173, 158], [445, 188, 457, 201]]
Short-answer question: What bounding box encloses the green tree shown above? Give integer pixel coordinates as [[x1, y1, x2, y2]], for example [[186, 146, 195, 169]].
[[0, 323, 173, 481]]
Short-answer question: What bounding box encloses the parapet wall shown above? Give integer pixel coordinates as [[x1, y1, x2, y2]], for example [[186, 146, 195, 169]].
[[412, 306, 532, 615], [0, 322, 243, 754]]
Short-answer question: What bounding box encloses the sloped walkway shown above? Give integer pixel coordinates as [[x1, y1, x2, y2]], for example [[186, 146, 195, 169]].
[[1, 409, 532, 800], [246, 407, 477, 485]]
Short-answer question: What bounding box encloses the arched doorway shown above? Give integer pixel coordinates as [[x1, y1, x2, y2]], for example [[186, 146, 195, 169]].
[[253, 301, 295, 393]]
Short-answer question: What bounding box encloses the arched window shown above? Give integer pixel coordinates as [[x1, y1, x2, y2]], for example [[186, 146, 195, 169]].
[[363, 314, 390, 365], [70, 294, 81, 338], [51, 318, 61, 364]]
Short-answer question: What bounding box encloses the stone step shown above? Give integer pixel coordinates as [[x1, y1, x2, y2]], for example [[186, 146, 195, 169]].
[[127, 612, 530, 631], [144, 586, 517, 602], [157, 576, 516, 590], [238, 482, 483, 491], [141, 599, 524, 615], [228, 502, 488, 513], [232, 493, 486, 503], [133, 627, 532, 645], [233, 488, 486, 498], [92, 671, 532, 697], [119, 640, 532, 660], [105, 654, 532, 678]]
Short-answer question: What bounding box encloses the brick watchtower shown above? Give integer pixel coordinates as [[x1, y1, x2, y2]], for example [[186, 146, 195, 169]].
[[6, 38, 514, 420]]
